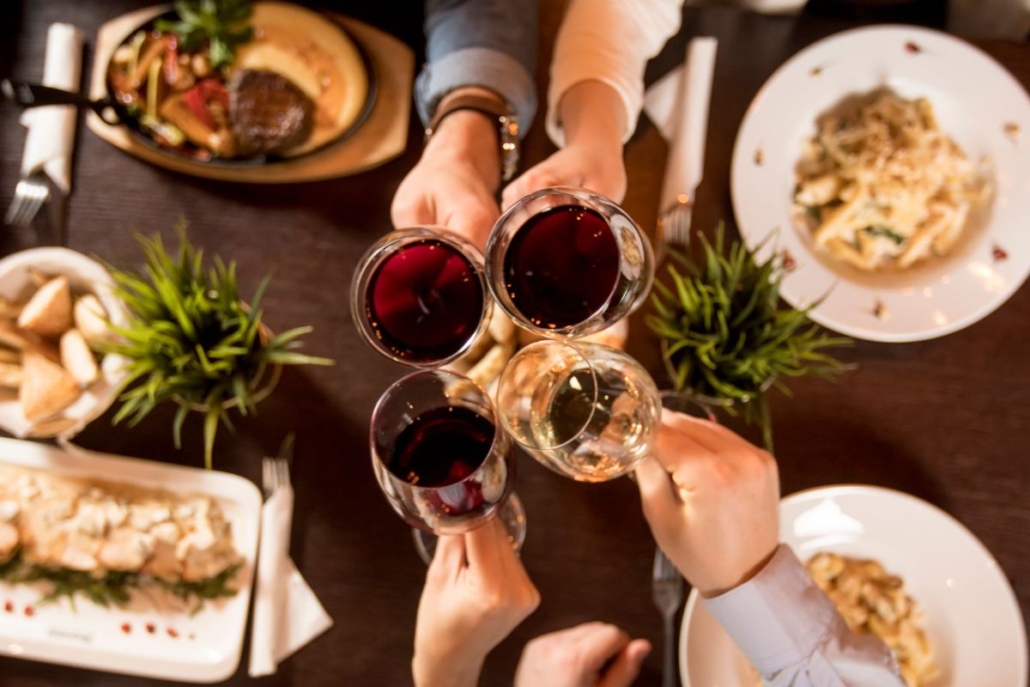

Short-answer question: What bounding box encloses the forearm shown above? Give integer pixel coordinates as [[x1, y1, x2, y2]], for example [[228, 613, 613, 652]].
[[702, 545, 906, 687], [423, 87, 503, 190], [547, 0, 683, 146]]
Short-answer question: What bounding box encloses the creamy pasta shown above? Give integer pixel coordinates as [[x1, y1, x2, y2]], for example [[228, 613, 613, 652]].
[[794, 91, 987, 270]]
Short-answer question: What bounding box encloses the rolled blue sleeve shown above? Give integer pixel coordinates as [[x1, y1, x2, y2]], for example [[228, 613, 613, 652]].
[[417, 0, 538, 135]]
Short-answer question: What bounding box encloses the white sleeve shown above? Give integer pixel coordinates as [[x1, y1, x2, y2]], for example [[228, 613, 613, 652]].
[[546, 0, 684, 146], [701, 545, 907, 687]]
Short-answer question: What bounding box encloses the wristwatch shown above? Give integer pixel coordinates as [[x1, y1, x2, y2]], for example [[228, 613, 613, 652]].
[[425, 93, 520, 182]]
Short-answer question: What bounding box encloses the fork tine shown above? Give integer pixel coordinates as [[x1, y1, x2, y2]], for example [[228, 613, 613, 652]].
[[276, 458, 290, 490], [4, 196, 23, 225]]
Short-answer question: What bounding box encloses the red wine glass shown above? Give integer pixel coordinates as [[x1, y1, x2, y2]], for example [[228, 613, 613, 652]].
[[370, 368, 525, 564], [352, 228, 492, 367], [486, 187, 654, 339]]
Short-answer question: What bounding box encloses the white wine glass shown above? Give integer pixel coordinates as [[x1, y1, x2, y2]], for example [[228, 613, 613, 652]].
[[495, 340, 661, 482]]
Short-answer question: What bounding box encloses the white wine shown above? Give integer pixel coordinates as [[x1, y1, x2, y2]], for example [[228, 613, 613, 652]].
[[530, 356, 659, 482]]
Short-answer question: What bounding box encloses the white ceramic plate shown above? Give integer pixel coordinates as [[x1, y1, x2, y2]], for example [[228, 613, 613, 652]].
[[731, 26, 1030, 342], [0, 438, 262, 683], [679, 485, 1028, 686]]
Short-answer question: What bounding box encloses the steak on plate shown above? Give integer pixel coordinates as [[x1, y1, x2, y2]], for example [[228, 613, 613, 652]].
[[228, 69, 314, 158]]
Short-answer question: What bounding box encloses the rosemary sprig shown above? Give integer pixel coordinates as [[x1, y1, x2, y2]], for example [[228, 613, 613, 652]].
[[0, 550, 239, 612], [646, 225, 853, 449]]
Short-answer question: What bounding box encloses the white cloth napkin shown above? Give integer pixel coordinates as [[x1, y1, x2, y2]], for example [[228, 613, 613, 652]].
[[249, 487, 334, 677], [644, 37, 718, 213], [19, 23, 83, 194]]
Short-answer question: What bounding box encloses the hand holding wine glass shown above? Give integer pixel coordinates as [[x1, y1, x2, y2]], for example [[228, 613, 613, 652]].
[[633, 410, 781, 597], [503, 81, 629, 209], [513, 621, 651, 687], [413, 518, 541, 687]]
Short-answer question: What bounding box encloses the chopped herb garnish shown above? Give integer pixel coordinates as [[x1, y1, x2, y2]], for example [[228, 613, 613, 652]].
[[155, 0, 254, 69], [804, 205, 822, 222], [0, 551, 239, 612], [863, 226, 905, 245]]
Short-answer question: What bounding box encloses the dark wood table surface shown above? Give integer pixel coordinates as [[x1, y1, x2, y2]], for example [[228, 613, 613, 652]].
[[1, 2, 1028, 686]]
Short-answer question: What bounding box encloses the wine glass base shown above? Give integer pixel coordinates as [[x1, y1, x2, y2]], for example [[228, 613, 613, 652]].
[[412, 493, 527, 565]]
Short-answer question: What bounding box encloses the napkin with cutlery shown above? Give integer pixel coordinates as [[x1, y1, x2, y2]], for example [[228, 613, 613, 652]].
[[20, 23, 83, 194], [644, 37, 718, 215], [249, 478, 333, 677]]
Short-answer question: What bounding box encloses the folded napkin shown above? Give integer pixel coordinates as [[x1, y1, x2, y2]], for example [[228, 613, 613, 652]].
[[249, 486, 333, 677], [644, 37, 718, 213], [19, 23, 83, 195]]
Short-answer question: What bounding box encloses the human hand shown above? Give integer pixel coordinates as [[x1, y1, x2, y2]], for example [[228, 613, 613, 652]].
[[514, 621, 651, 687], [502, 142, 627, 209], [412, 517, 540, 687], [634, 410, 781, 597], [392, 108, 502, 250], [503, 80, 627, 208]]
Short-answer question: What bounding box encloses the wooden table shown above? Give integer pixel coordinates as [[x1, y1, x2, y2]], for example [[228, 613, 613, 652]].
[[1, 2, 1027, 685]]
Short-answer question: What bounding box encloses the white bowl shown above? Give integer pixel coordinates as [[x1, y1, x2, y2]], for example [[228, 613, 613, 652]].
[[0, 247, 129, 438]]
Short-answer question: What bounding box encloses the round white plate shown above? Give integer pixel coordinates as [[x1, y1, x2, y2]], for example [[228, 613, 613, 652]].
[[679, 484, 1028, 686], [731, 26, 1030, 342]]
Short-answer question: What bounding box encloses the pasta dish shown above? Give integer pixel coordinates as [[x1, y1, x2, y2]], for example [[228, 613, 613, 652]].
[[793, 90, 987, 270]]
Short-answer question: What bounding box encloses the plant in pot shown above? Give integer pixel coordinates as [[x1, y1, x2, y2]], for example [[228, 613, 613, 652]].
[[645, 226, 852, 450], [102, 226, 333, 468]]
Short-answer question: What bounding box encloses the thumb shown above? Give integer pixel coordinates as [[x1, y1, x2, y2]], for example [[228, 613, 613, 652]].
[[391, 193, 435, 230], [599, 639, 651, 687]]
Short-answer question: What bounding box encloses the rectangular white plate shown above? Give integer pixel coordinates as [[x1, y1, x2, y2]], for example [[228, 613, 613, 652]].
[[0, 437, 262, 683]]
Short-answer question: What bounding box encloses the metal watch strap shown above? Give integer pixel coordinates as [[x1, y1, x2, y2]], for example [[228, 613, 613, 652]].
[[425, 94, 520, 182]]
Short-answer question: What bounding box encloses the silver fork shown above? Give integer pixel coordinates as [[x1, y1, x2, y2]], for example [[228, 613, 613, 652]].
[[4, 173, 50, 227], [656, 194, 694, 263], [261, 432, 294, 499], [653, 547, 685, 687]]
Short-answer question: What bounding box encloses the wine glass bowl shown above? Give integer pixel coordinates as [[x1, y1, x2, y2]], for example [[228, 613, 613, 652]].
[[351, 228, 492, 367], [496, 340, 661, 482], [370, 369, 515, 535], [486, 187, 654, 339]]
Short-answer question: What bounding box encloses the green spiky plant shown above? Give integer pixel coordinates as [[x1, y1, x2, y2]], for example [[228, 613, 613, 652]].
[[646, 225, 852, 450], [102, 223, 333, 468]]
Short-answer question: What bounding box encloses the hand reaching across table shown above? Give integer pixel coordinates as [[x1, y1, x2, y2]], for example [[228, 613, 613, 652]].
[[412, 517, 540, 687], [634, 410, 907, 686], [514, 621, 650, 687], [503, 81, 627, 208], [392, 90, 503, 250]]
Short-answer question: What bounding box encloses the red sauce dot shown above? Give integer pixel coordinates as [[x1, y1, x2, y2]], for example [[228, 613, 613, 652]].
[[905, 41, 921, 54], [146, 623, 156, 634], [167, 628, 179, 638], [3, 601, 12, 613], [24, 605, 34, 617], [121, 623, 132, 634]]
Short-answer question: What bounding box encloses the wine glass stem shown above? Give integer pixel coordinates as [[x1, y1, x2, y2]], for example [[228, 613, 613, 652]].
[[412, 492, 527, 565]]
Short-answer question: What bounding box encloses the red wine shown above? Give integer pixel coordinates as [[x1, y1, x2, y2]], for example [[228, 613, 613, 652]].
[[365, 239, 484, 363], [389, 406, 495, 489], [503, 205, 620, 329]]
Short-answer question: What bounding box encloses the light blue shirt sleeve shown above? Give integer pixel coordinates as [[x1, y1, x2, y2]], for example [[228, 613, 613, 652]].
[[417, 0, 538, 135], [702, 545, 908, 687]]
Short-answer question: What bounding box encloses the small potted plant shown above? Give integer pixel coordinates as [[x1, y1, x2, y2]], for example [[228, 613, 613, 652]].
[[646, 226, 851, 449], [103, 224, 333, 468]]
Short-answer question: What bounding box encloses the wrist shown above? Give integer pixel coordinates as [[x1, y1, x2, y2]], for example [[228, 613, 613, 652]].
[[700, 544, 781, 599], [413, 650, 484, 687], [425, 109, 502, 186], [559, 80, 626, 151]]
